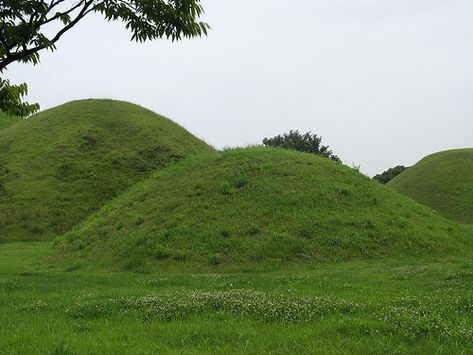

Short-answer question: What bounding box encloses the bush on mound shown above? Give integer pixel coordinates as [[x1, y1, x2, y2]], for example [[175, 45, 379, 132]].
[[373, 165, 409, 184], [0, 99, 213, 241], [388, 149, 473, 224], [56, 148, 469, 271]]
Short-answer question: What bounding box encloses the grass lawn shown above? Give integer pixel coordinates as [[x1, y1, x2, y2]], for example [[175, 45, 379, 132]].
[[1, 241, 473, 354]]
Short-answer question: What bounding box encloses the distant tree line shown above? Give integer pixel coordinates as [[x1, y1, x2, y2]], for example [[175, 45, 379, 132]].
[[261, 131, 411, 182], [262, 130, 341, 162], [373, 165, 409, 184]]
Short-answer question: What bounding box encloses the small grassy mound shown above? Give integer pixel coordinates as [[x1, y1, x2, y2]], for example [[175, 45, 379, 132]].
[[389, 149, 473, 224], [56, 148, 469, 271], [0, 99, 213, 241]]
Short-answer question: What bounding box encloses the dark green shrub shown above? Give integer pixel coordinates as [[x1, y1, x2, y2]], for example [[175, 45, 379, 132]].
[[262, 130, 341, 162], [373, 166, 409, 184]]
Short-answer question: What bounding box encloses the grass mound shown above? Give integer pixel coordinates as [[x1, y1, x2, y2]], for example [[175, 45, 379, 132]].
[[0, 99, 213, 241], [56, 148, 469, 270], [388, 149, 473, 224]]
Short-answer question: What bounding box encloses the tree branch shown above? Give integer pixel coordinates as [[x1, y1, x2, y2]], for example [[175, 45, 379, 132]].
[[42, 0, 87, 27], [0, 0, 95, 71]]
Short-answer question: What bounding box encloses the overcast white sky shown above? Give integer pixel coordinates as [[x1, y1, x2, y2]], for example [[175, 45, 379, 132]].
[[6, 0, 473, 176]]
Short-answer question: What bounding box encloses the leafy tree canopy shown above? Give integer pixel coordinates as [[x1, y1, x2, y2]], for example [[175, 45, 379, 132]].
[[262, 130, 341, 162], [0, 0, 209, 117], [373, 165, 409, 184], [0, 78, 39, 117]]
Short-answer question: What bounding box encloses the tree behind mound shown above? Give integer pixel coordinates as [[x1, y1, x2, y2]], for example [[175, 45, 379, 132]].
[[373, 166, 409, 184], [262, 130, 341, 162]]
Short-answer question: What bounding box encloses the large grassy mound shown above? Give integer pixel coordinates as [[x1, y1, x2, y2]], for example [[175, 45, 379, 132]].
[[0, 99, 214, 241], [388, 149, 473, 224], [57, 148, 469, 271]]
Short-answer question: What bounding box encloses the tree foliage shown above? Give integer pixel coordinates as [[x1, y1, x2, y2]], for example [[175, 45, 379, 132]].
[[0, 0, 209, 116], [373, 165, 409, 184], [262, 130, 341, 162], [0, 78, 39, 116]]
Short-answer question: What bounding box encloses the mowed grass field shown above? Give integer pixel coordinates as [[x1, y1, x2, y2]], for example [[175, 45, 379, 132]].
[[1, 240, 473, 354]]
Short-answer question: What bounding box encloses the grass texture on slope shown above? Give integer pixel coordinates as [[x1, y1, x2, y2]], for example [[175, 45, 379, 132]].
[[56, 148, 469, 271], [0, 111, 21, 131], [0, 99, 214, 241], [389, 149, 473, 224]]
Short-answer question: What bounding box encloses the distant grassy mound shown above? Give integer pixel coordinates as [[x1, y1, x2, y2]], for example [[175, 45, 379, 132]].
[[56, 148, 469, 271], [389, 149, 473, 224], [0, 99, 213, 241]]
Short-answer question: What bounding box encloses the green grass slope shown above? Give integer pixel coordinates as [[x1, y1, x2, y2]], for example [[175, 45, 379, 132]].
[[56, 148, 469, 271], [0, 111, 21, 131], [389, 149, 473, 224], [0, 99, 214, 241]]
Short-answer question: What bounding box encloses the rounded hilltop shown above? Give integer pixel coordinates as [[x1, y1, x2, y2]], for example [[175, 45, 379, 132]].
[[56, 147, 470, 271], [0, 99, 214, 241], [389, 148, 473, 224]]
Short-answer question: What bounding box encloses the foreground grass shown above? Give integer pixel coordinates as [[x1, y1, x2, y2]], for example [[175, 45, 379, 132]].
[[1, 242, 473, 354]]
